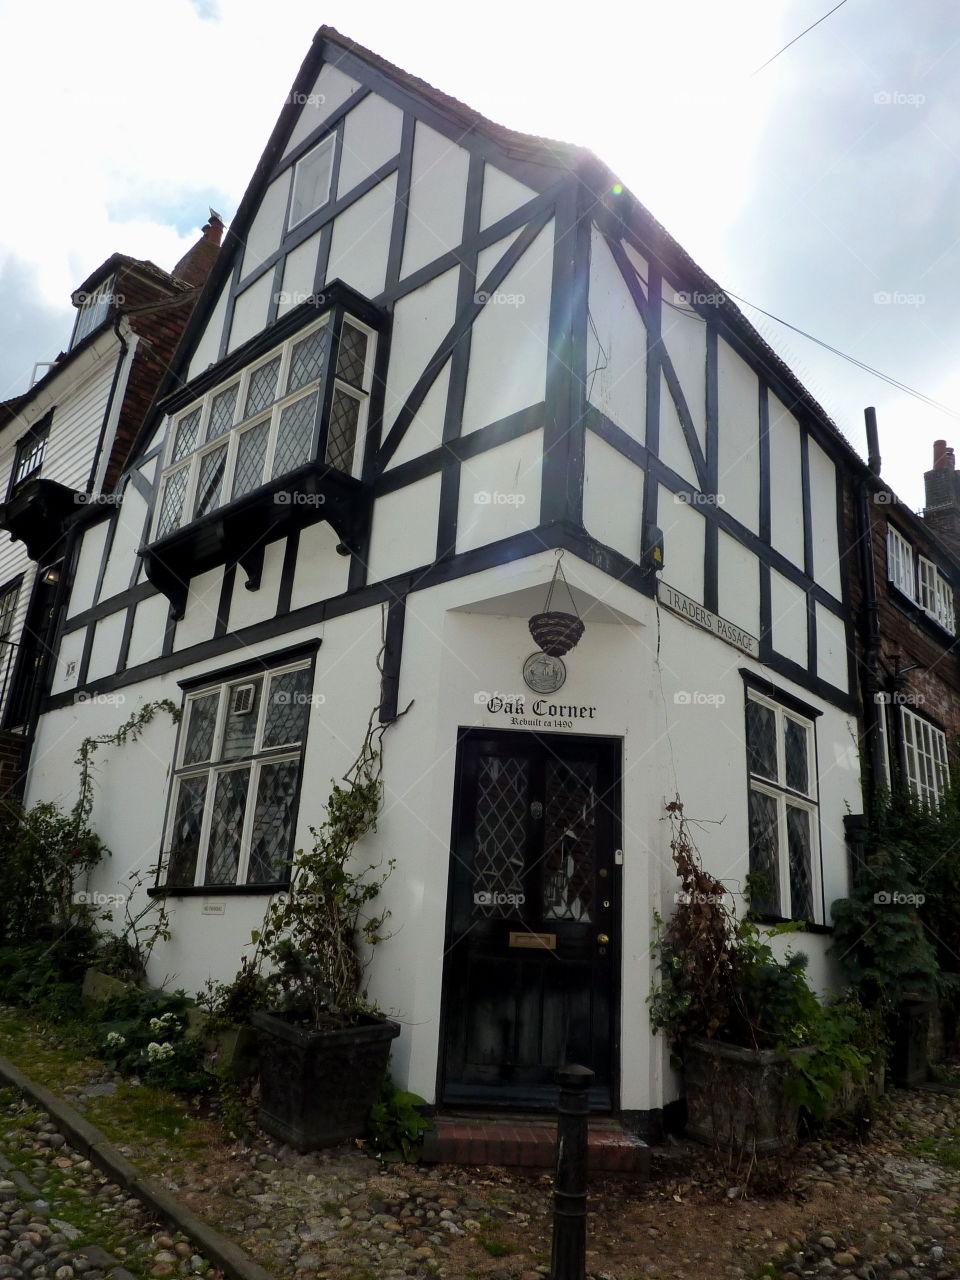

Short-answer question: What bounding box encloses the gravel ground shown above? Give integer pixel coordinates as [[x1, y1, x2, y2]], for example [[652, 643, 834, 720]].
[[6, 1040, 960, 1279]]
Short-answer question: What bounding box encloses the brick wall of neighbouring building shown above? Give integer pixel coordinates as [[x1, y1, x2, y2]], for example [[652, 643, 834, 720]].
[[0, 730, 26, 799]]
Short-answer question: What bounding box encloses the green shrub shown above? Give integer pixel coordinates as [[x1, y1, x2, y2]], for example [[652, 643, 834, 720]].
[[97, 987, 209, 1093], [366, 1077, 431, 1162]]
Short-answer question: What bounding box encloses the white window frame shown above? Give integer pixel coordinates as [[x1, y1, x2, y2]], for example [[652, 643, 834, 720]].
[[917, 554, 956, 633], [901, 707, 950, 807], [71, 273, 117, 350], [745, 689, 822, 923], [289, 135, 336, 230], [153, 315, 375, 540], [164, 658, 313, 888], [887, 525, 914, 598]]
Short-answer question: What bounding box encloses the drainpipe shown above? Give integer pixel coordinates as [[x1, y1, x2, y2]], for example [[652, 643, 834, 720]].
[[86, 314, 130, 495], [858, 407, 884, 820]]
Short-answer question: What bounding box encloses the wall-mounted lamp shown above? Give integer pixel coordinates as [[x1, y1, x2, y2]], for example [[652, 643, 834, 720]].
[[41, 566, 60, 586]]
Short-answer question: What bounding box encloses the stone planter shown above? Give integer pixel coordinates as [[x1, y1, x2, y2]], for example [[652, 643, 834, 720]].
[[252, 1010, 400, 1151], [683, 1036, 809, 1153], [81, 967, 137, 1007], [204, 1023, 259, 1081]]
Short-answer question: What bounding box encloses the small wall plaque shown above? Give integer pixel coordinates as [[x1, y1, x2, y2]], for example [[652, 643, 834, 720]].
[[509, 931, 557, 950], [202, 902, 226, 916]]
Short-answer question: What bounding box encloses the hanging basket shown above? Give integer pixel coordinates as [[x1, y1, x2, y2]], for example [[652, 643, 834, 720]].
[[528, 611, 584, 657], [527, 553, 586, 656]]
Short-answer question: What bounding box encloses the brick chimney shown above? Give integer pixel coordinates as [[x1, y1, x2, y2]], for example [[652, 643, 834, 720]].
[[923, 439, 960, 556], [171, 210, 224, 288]]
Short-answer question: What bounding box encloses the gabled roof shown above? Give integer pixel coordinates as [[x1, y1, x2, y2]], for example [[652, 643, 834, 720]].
[[72, 253, 192, 305], [157, 27, 880, 489]]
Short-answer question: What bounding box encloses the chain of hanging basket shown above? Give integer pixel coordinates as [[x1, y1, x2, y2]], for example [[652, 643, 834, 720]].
[[528, 551, 586, 657]]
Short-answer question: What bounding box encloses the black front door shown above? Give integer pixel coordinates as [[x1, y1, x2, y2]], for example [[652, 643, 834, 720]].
[[440, 729, 621, 1108]]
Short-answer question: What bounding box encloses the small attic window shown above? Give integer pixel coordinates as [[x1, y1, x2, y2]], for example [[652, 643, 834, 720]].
[[289, 135, 335, 229], [70, 273, 118, 350]]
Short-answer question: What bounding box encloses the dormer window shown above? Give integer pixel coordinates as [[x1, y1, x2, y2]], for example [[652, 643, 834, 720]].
[[153, 314, 373, 540], [289, 135, 335, 229], [70, 274, 118, 350], [8, 413, 51, 496]]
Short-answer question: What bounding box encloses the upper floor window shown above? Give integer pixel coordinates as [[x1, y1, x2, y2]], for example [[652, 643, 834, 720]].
[[901, 707, 949, 808], [0, 580, 18, 641], [165, 656, 314, 889], [744, 688, 820, 923], [153, 315, 373, 540], [887, 524, 956, 634], [70, 275, 117, 350], [289, 135, 335, 229], [9, 414, 50, 496]]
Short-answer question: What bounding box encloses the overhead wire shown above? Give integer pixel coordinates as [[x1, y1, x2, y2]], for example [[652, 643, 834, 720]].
[[750, 0, 852, 76]]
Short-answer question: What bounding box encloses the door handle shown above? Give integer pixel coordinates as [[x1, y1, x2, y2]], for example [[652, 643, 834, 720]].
[[596, 933, 610, 945]]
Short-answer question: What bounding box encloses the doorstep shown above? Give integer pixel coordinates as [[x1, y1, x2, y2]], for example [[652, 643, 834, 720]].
[[422, 1112, 648, 1174]]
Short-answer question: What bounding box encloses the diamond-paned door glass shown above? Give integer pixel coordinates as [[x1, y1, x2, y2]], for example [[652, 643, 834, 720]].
[[473, 756, 529, 918], [247, 759, 299, 883], [172, 408, 201, 463], [746, 699, 778, 781], [221, 676, 263, 761], [287, 325, 330, 394], [157, 465, 189, 537], [183, 692, 219, 766], [263, 667, 312, 748], [244, 357, 281, 419], [784, 717, 809, 794], [194, 444, 228, 518], [747, 787, 781, 916], [204, 768, 250, 885], [786, 803, 814, 920], [336, 324, 368, 388], [325, 389, 361, 473], [206, 384, 238, 441], [543, 760, 597, 922], [272, 391, 318, 477], [166, 774, 207, 885], [232, 421, 269, 499]]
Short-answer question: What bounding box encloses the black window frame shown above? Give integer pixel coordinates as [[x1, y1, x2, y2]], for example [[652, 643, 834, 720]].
[[8, 413, 51, 497]]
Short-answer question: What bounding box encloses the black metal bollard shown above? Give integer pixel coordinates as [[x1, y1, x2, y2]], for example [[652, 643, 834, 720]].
[[550, 1063, 594, 1280]]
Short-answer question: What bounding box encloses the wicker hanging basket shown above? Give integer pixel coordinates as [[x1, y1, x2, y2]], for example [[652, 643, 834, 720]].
[[527, 553, 585, 657]]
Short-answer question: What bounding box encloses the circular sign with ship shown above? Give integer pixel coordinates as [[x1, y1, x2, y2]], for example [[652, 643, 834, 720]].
[[523, 652, 566, 694]]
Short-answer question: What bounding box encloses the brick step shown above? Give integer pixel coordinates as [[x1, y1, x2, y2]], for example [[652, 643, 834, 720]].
[[422, 1116, 648, 1173]]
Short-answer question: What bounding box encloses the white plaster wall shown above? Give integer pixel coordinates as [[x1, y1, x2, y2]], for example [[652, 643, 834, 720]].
[[337, 94, 403, 197], [97, 489, 147, 603], [227, 542, 283, 629], [367, 473, 441, 580], [455, 432, 542, 554], [399, 123, 470, 279], [324, 174, 397, 300], [586, 230, 646, 443], [460, 223, 553, 435], [87, 611, 126, 682], [770, 569, 808, 667], [288, 524, 349, 610], [658, 484, 704, 601], [127, 594, 169, 668], [282, 64, 363, 158], [186, 284, 229, 381], [383, 267, 459, 435], [808, 436, 842, 599], [717, 528, 760, 636], [172, 568, 222, 651], [277, 232, 321, 317], [768, 395, 805, 567], [582, 431, 643, 563], [227, 273, 274, 354], [716, 341, 760, 533], [817, 603, 850, 693], [657, 371, 700, 489], [388, 364, 451, 470], [659, 293, 706, 453], [68, 522, 110, 617], [480, 165, 537, 231], [241, 173, 292, 278], [48, 629, 85, 697]]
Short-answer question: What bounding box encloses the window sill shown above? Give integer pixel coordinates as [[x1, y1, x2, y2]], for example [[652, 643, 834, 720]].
[[149, 883, 286, 898], [749, 913, 833, 935], [887, 583, 958, 646], [140, 459, 369, 618], [0, 478, 84, 561]]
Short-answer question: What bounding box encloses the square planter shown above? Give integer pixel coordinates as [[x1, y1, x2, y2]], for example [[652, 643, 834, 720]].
[[252, 1010, 400, 1151], [81, 967, 137, 1007], [204, 1024, 259, 1081], [683, 1036, 808, 1153]]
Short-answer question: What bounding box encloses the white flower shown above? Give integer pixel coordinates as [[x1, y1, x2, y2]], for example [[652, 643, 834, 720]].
[[146, 1041, 176, 1061], [104, 1032, 126, 1048]]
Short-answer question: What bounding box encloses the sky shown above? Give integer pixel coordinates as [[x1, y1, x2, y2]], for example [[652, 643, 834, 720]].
[[1, 0, 958, 511]]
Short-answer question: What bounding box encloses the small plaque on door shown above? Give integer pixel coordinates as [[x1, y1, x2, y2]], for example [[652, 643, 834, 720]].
[[509, 931, 557, 950]]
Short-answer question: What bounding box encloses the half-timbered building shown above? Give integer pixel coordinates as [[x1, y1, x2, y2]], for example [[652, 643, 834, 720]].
[[21, 29, 871, 1134]]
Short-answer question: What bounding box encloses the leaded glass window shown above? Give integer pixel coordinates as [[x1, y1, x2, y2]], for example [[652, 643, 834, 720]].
[[194, 444, 228, 518], [325, 390, 360, 473], [273, 391, 317, 477], [172, 409, 201, 463], [165, 659, 313, 888], [157, 466, 189, 538], [288, 327, 330, 394], [206, 384, 238, 441], [473, 756, 528, 919], [336, 324, 368, 388], [244, 358, 280, 418], [744, 689, 820, 922], [232, 422, 270, 499]]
